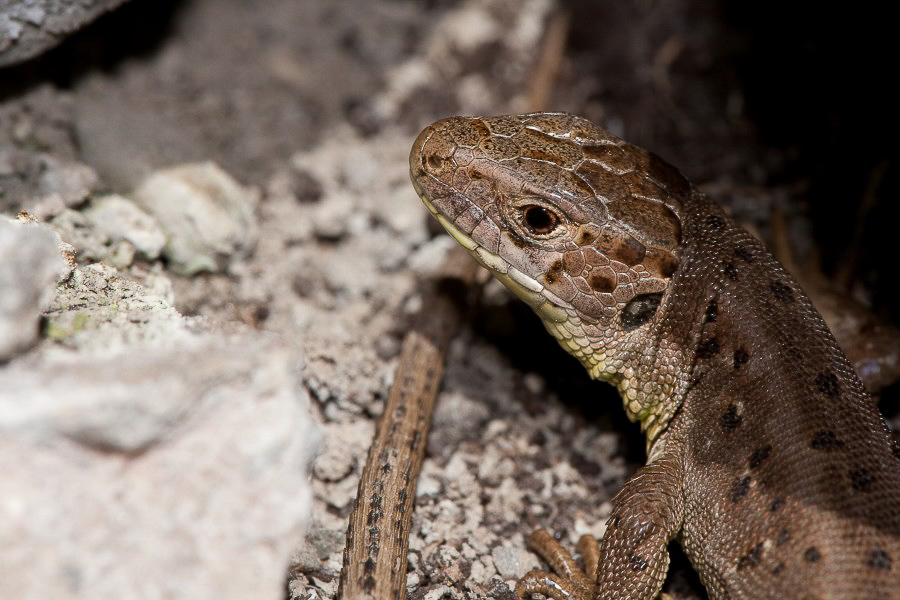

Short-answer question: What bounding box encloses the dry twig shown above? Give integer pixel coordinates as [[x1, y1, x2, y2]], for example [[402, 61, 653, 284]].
[[337, 248, 479, 599]]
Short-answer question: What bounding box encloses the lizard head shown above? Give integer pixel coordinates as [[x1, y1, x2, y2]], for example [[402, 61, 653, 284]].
[[410, 113, 689, 388]]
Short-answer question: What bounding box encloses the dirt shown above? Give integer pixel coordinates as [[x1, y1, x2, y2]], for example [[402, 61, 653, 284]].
[[1, 0, 897, 598]]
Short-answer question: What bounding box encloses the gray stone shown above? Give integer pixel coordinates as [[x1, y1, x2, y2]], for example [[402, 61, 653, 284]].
[[82, 194, 166, 260], [312, 420, 374, 482], [0, 217, 69, 361], [311, 192, 353, 240], [49, 208, 111, 264], [2, 256, 320, 598], [304, 524, 346, 561], [490, 543, 535, 580], [0, 0, 131, 67], [131, 162, 259, 276], [43, 262, 193, 353], [37, 155, 99, 207], [0, 335, 317, 599]]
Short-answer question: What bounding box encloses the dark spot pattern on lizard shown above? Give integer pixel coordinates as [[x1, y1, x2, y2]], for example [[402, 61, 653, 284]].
[[777, 529, 790, 546], [868, 549, 892, 571], [734, 246, 756, 262], [770, 280, 794, 303], [588, 270, 616, 292], [733, 347, 749, 368], [705, 299, 718, 322], [705, 215, 726, 230], [748, 445, 772, 469], [545, 260, 564, 284], [770, 498, 784, 512], [629, 555, 649, 571], [810, 430, 844, 450], [736, 543, 764, 570], [720, 404, 742, 431], [697, 338, 720, 359], [805, 547, 822, 563], [815, 371, 840, 398], [576, 229, 595, 245], [730, 476, 751, 503], [850, 468, 874, 492], [723, 261, 738, 281]]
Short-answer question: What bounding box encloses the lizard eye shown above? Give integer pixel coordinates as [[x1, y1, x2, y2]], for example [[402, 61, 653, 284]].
[[521, 205, 560, 235]]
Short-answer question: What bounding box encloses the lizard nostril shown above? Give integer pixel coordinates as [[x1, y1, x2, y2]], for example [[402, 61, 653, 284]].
[[426, 154, 445, 170]]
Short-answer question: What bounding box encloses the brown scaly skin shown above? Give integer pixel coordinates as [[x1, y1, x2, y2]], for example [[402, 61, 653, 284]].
[[409, 113, 900, 599]]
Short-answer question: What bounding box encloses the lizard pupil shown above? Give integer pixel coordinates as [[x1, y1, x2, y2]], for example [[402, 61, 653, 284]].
[[522, 205, 558, 234]]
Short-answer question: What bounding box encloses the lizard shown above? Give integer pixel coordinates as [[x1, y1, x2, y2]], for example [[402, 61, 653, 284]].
[[408, 112, 900, 599]]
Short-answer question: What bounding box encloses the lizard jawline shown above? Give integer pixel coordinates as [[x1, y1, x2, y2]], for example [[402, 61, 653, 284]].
[[415, 192, 571, 326]]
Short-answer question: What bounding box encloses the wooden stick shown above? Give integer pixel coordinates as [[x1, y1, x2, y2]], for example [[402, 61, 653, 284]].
[[337, 247, 479, 599]]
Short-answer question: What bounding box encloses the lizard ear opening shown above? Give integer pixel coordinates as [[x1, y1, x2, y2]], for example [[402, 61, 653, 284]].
[[619, 292, 664, 331]]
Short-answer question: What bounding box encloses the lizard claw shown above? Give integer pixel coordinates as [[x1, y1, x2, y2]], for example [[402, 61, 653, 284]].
[[515, 529, 598, 600]]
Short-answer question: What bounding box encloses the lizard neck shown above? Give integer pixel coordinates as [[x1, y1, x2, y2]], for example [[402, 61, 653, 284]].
[[591, 189, 717, 449], [604, 307, 700, 449], [539, 287, 700, 448]]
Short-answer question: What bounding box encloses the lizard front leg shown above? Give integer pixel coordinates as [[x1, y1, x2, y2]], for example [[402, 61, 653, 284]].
[[518, 447, 685, 600]]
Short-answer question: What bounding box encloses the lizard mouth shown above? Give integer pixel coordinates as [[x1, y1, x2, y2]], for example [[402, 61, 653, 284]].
[[413, 185, 570, 325]]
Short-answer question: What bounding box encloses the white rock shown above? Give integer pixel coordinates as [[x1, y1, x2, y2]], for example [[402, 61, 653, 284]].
[[37, 155, 99, 206], [312, 420, 374, 482], [312, 192, 353, 240], [0, 336, 317, 600], [370, 180, 426, 242], [131, 162, 259, 275], [49, 208, 110, 264], [491, 542, 539, 579], [0, 218, 69, 360], [82, 194, 167, 260], [43, 262, 190, 353]]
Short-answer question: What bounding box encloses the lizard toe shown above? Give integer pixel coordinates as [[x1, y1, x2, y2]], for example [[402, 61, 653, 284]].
[[516, 529, 596, 599]]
